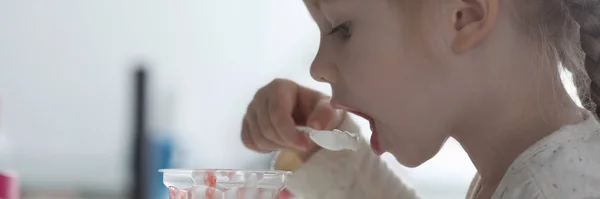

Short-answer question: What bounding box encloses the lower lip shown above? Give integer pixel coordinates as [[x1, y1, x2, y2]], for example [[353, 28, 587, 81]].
[[369, 122, 383, 155]]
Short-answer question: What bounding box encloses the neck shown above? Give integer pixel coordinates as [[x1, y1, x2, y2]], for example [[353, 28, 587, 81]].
[[453, 74, 584, 187]]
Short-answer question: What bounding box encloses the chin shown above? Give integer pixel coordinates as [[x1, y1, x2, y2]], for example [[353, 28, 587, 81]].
[[388, 147, 438, 168], [392, 153, 428, 168], [386, 133, 449, 168]]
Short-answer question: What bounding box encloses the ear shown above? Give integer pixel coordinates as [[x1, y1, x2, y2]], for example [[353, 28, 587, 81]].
[[450, 0, 499, 54]]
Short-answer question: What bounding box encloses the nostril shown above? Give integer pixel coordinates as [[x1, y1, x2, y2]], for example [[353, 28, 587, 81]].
[[309, 61, 336, 83]]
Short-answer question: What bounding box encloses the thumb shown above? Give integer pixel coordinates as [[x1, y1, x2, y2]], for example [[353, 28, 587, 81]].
[[306, 99, 343, 130]]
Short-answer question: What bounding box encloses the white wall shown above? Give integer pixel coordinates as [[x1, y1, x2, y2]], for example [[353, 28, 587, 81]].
[[0, 0, 286, 192]]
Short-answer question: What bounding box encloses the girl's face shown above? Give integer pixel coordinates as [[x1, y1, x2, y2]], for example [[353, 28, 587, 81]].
[[306, 0, 503, 167]]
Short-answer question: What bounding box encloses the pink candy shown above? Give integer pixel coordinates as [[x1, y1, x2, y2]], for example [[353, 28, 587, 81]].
[[0, 172, 18, 199]]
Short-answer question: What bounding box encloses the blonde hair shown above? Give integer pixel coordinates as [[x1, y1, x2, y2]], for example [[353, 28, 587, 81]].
[[515, 0, 600, 116]]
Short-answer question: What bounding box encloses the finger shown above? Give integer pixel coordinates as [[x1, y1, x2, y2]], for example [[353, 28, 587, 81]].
[[267, 94, 310, 151], [246, 111, 279, 152], [295, 85, 326, 120], [241, 118, 259, 151], [306, 98, 342, 130], [244, 115, 271, 153], [269, 79, 313, 125], [242, 102, 264, 152], [256, 98, 287, 147]]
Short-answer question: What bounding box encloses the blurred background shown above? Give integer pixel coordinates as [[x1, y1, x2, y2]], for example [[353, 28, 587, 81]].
[[0, 1, 580, 199]]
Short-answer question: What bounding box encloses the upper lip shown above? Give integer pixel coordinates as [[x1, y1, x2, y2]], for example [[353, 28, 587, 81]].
[[330, 99, 354, 112], [331, 99, 381, 149], [330, 100, 373, 121], [330, 100, 381, 151]]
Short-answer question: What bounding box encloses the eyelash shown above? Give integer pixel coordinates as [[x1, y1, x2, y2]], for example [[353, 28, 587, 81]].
[[327, 21, 352, 41]]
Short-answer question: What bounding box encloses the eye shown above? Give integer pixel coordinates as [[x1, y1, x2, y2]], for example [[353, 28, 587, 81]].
[[327, 21, 352, 41]]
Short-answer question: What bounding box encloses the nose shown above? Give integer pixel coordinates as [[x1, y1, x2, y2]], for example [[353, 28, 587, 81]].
[[310, 45, 337, 84]]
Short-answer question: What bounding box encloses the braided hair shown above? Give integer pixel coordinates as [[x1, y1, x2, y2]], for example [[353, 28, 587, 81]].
[[565, 0, 600, 117], [515, 0, 600, 118]]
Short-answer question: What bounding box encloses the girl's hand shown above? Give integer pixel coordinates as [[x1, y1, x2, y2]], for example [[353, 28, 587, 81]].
[[241, 79, 345, 160]]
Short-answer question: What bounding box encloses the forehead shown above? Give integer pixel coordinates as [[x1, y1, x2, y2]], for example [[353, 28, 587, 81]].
[[303, 0, 418, 19], [303, 0, 359, 10], [304, 0, 426, 12], [304, 0, 339, 7], [303, 0, 361, 23]]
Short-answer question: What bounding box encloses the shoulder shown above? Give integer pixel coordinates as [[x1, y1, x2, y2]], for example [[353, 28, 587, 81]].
[[493, 126, 600, 199]]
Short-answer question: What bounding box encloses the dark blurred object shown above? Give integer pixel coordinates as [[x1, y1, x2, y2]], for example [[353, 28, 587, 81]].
[[132, 66, 148, 199]]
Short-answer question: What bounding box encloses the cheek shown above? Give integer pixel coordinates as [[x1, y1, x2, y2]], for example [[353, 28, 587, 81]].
[[342, 27, 436, 112], [338, 20, 456, 158]]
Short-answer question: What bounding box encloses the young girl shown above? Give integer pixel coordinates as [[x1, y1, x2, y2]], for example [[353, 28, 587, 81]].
[[241, 0, 600, 198]]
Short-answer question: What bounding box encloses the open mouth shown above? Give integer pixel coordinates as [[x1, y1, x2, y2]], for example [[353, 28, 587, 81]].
[[347, 110, 376, 132], [347, 110, 383, 155], [330, 102, 383, 155]]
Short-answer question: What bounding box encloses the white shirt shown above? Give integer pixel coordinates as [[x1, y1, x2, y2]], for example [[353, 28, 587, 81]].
[[283, 112, 600, 199]]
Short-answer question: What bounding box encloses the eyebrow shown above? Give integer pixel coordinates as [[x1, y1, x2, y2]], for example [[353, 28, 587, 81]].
[[320, 0, 339, 6], [305, 0, 338, 9], [304, 0, 320, 10], [305, 0, 347, 27]]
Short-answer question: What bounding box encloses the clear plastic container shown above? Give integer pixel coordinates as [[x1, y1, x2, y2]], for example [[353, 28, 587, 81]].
[[160, 169, 293, 199]]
